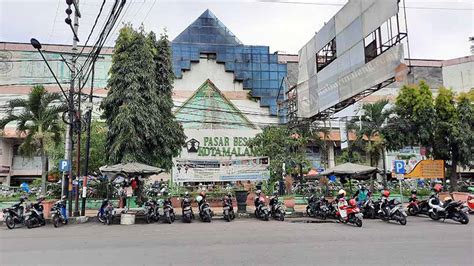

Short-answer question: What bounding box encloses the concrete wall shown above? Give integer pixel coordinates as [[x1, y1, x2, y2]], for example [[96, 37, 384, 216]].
[[443, 60, 474, 92]]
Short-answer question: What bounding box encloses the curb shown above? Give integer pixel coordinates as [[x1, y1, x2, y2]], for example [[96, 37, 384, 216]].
[[0, 216, 89, 226]]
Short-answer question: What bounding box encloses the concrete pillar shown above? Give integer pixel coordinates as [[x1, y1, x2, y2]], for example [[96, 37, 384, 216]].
[[328, 143, 335, 169]]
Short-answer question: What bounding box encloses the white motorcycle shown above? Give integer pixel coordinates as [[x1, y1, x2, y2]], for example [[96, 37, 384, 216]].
[[379, 199, 407, 225]]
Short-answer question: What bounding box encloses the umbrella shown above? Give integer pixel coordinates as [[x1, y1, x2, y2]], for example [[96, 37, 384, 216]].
[[99, 162, 164, 176]]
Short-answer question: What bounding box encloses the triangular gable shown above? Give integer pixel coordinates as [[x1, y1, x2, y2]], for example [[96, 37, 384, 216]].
[[173, 9, 242, 45], [175, 79, 257, 129]]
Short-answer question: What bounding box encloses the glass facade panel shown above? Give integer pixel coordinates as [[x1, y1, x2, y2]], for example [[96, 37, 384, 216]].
[[171, 9, 288, 115]]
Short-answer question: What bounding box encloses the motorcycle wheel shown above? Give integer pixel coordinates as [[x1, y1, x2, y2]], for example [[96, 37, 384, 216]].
[[97, 213, 104, 224], [53, 215, 60, 228], [106, 213, 112, 225], [429, 212, 440, 221], [263, 213, 269, 221], [399, 215, 407, 225], [279, 211, 285, 222], [183, 214, 191, 223], [224, 210, 231, 222], [25, 219, 33, 229], [459, 212, 469, 224], [407, 207, 418, 216], [5, 216, 15, 229], [171, 213, 176, 223], [145, 214, 151, 224], [355, 218, 363, 227], [166, 213, 172, 224], [230, 211, 235, 220]]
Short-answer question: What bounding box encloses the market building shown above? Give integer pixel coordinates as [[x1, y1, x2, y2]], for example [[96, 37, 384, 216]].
[[0, 10, 287, 185]]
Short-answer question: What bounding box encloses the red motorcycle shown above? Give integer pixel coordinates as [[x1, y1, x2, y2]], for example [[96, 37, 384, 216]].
[[336, 199, 363, 227], [407, 191, 430, 216]]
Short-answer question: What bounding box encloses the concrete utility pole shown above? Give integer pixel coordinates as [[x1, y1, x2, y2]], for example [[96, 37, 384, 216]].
[[66, 0, 80, 217]]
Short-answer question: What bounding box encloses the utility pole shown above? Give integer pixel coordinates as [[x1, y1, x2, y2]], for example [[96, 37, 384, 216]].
[[66, 0, 80, 217], [81, 62, 94, 216], [73, 76, 82, 217]]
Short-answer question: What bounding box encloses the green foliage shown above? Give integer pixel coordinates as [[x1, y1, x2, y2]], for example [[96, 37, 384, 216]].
[[248, 125, 309, 183], [0, 85, 66, 192], [101, 25, 185, 170], [47, 120, 107, 174], [384, 81, 435, 153]]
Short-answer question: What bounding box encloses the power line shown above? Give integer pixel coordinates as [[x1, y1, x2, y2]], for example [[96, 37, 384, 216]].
[[77, 0, 107, 58]]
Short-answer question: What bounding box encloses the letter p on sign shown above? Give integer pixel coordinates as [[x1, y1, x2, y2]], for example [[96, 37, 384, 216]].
[[394, 160, 405, 174], [59, 160, 70, 172]]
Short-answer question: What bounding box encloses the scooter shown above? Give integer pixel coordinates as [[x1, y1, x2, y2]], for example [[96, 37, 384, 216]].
[[51, 200, 68, 227], [429, 199, 469, 224], [181, 196, 194, 223], [162, 198, 175, 224], [24, 198, 46, 228], [336, 199, 363, 227], [222, 195, 235, 222], [97, 199, 115, 225], [197, 196, 213, 223], [306, 195, 317, 217], [2, 200, 27, 229], [255, 196, 270, 221], [269, 195, 285, 221], [361, 197, 378, 219], [144, 199, 160, 224], [379, 199, 407, 225]]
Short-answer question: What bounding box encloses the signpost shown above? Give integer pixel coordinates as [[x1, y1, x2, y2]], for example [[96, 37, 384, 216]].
[[394, 160, 405, 203], [59, 160, 71, 172]]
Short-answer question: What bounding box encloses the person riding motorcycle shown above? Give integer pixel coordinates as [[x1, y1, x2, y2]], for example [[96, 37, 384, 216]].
[[337, 189, 348, 220], [380, 190, 391, 218], [99, 198, 110, 217], [354, 185, 370, 206], [59, 195, 68, 222]]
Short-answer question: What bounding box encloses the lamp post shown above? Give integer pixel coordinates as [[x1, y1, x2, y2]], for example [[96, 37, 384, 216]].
[[30, 39, 74, 212]]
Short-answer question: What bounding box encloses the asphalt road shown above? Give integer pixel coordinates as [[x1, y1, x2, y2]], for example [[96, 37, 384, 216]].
[[1, 216, 473, 266]]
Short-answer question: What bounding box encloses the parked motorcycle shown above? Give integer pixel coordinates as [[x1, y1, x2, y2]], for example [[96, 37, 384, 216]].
[[336, 199, 363, 227], [255, 196, 270, 221], [222, 195, 235, 222], [2, 197, 28, 229], [24, 197, 46, 229], [429, 198, 469, 224], [197, 196, 213, 222], [162, 198, 175, 224], [407, 194, 430, 216], [51, 199, 68, 227], [361, 197, 378, 219], [269, 194, 285, 221], [379, 199, 407, 225], [97, 199, 115, 225], [144, 199, 160, 224], [306, 195, 317, 217], [181, 196, 194, 223]]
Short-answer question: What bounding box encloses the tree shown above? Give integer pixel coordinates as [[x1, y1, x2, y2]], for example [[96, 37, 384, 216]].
[[351, 99, 391, 167], [433, 88, 473, 191], [384, 81, 435, 154], [0, 85, 66, 192], [101, 25, 185, 169], [248, 125, 309, 183]]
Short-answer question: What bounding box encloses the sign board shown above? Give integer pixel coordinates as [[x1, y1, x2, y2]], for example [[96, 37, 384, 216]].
[[404, 160, 444, 179], [394, 160, 406, 174], [59, 160, 70, 172], [172, 157, 270, 182]]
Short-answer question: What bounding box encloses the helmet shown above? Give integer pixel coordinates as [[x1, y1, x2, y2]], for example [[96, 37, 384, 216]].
[[20, 195, 28, 202], [199, 191, 206, 197], [61, 195, 67, 200], [348, 199, 357, 207], [411, 190, 417, 195], [382, 190, 390, 197], [196, 195, 203, 202], [338, 189, 346, 197], [256, 190, 262, 196], [227, 191, 232, 197], [273, 191, 278, 196], [184, 191, 189, 196], [433, 184, 443, 192], [444, 196, 452, 202]]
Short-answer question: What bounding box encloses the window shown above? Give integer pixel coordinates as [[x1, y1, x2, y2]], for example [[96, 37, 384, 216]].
[[316, 38, 337, 72]]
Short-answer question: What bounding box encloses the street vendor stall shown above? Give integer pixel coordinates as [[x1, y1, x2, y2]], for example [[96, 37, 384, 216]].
[[318, 163, 378, 194]]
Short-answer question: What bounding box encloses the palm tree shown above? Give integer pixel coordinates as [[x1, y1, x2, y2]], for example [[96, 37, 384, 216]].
[[0, 85, 66, 193], [350, 99, 391, 187]]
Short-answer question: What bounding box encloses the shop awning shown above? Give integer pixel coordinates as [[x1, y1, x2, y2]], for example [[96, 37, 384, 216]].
[[318, 163, 377, 178], [99, 163, 164, 177]]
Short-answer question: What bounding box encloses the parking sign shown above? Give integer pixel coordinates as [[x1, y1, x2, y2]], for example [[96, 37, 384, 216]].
[[394, 160, 406, 174], [59, 160, 70, 172]]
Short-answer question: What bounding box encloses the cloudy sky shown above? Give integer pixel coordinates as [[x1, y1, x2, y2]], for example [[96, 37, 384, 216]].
[[1, 0, 473, 60]]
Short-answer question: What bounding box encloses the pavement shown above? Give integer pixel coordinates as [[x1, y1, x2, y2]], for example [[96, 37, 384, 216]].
[[1, 215, 473, 265]]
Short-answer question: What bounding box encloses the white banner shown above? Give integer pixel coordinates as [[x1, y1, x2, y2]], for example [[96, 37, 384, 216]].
[[172, 157, 270, 182]]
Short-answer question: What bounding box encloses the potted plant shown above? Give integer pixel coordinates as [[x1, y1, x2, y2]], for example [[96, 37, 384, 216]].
[[283, 195, 296, 213]]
